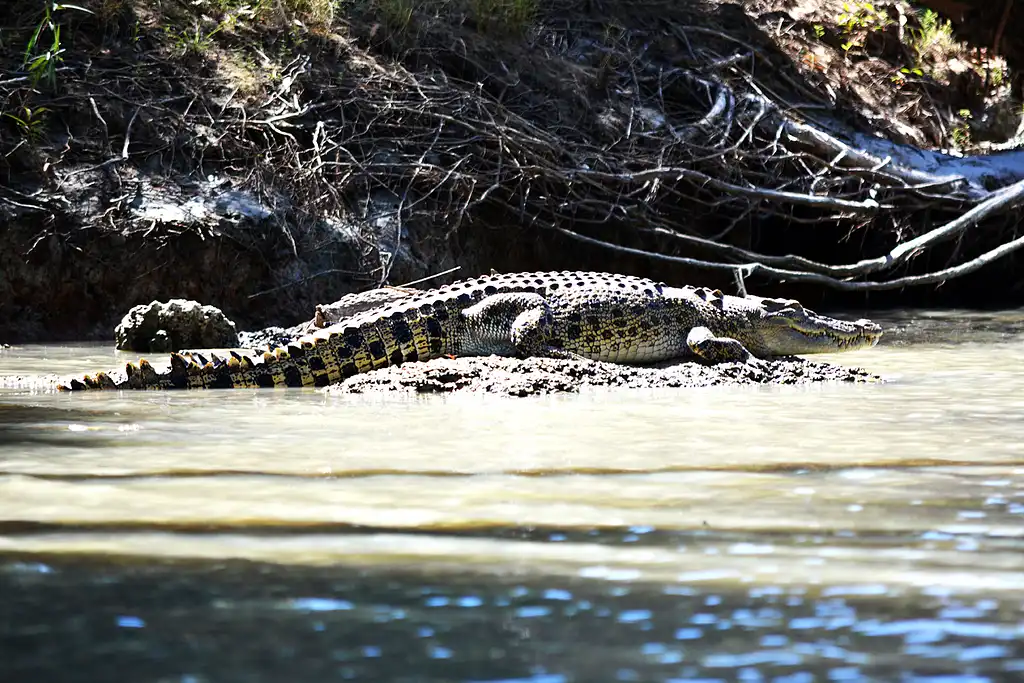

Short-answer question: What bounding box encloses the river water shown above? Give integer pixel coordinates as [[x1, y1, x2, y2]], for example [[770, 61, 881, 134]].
[[1, 310, 1022, 682]]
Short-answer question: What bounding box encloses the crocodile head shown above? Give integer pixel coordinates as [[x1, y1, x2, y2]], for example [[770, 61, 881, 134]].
[[733, 295, 882, 357]]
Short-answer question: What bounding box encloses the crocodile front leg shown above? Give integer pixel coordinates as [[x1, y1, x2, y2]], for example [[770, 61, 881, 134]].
[[510, 303, 586, 359], [685, 326, 767, 369], [460, 293, 564, 358]]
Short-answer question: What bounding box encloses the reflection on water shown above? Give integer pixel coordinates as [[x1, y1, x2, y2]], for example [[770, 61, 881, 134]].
[[4, 557, 1023, 682], [1, 312, 1024, 681]]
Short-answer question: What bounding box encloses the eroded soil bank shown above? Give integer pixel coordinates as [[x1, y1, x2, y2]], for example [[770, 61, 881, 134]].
[[3, 0, 1022, 343]]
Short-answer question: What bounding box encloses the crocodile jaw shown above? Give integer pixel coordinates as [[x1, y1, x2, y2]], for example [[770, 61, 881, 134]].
[[757, 317, 882, 355], [741, 297, 883, 356]]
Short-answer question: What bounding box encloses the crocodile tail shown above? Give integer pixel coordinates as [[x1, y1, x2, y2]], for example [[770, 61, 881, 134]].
[[58, 318, 366, 391], [57, 345, 328, 391], [173, 347, 327, 389], [59, 371, 119, 391]]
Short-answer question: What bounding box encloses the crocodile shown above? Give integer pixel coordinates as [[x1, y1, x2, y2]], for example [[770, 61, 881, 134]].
[[56, 271, 882, 391]]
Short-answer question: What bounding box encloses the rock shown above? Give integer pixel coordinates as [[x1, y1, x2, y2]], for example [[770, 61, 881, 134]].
[[115, 299, 238, 352]]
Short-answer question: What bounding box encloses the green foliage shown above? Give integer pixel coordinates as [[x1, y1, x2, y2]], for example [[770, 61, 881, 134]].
[[832, 2, 890, 54], [166, 22, 222, 56], [909, 8, 955, 65], [894, 9, 957, 83], [951, 109, 972, 150], [836, 2, 891, 35], [890, 65, 923, 87], [989, 65, 1004, 88], [3, 105, 49, 142], [23, 3, 93, 89], [918, 8, 941, 38]]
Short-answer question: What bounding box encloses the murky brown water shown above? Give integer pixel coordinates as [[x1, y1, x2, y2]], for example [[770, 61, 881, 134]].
[[1, 311, 1022, 681]]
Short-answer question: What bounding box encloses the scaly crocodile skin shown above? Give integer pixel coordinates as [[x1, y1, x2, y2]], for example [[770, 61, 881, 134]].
[[57, 271, 882, 390]]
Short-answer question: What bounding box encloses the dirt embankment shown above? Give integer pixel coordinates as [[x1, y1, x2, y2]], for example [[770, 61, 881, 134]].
[[2, 0, 1022, 343]]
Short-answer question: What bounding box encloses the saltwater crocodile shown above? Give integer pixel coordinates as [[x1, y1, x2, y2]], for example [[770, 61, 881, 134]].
[[56, 271, 882, 391]]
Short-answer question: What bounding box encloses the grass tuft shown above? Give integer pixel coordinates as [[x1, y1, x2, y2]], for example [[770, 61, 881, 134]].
[[470, 0, 536, 35]]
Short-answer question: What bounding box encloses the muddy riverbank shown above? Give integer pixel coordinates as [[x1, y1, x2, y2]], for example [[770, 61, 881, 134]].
[[329, 355, 879, 396]]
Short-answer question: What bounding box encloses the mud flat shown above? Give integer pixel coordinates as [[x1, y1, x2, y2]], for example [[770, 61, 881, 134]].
[[328, 355, 880, 397]]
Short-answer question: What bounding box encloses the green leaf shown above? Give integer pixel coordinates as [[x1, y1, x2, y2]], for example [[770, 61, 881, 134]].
[[3, 112, 28, 126], [54, 3, 95, 13], [23, 20, 45, 64]]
